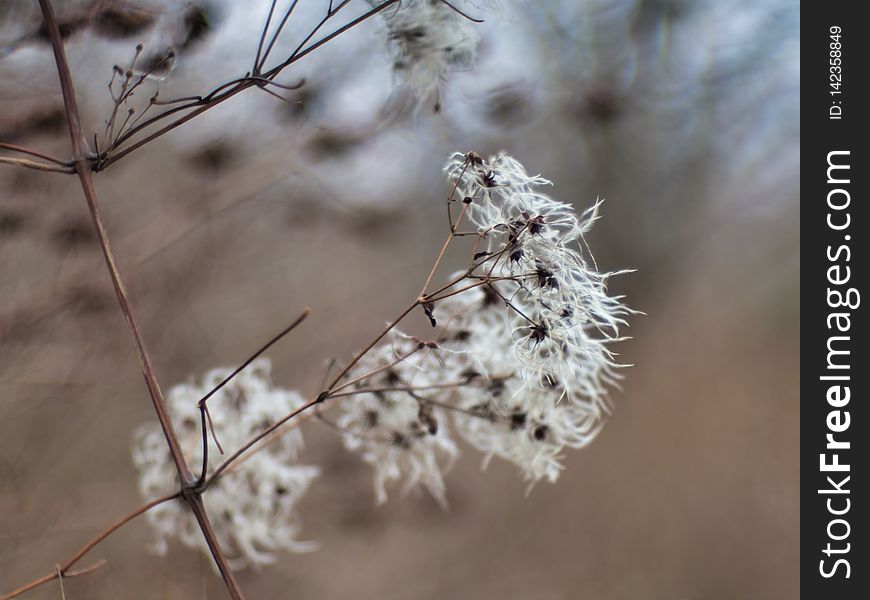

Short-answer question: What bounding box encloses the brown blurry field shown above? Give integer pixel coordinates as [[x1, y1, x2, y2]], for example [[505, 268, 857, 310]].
[[1, 2, 798, 598]]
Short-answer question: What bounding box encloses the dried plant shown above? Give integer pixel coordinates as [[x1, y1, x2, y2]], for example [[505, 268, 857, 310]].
[[1, 2, 632, 599]]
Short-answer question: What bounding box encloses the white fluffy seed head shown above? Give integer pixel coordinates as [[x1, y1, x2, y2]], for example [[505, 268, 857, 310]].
[[131, 358, 318, 570], [336, 152, 631, 498], [336, 330, 460, 507], [435, 151, 632, 487]]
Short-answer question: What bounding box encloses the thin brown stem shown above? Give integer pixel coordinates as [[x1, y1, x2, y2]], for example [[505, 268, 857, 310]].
[[54, 566, 66, 600], [323, 301, 420, 393], [61, 495, 177, 572], [99, 82, 253, 169], [38, 0, 191, 488], [37, 1, 244, 597], [0, 493, 176, 600], [489, 284, 537, 325], [254, 0, 280, 72], [418, 240, 522, 303], [406, 389, 507, 422], [437, 0, 485, 23], [327, 380, 477, 399], [206, 397, 321, 486], [418, 203, 467, 296], [0, 142, 67, 165], [258, 0, 302, 71], [322, 158, 475, 395], [63, 561, 109, 578], [206, 376, 474, 484], [330, 346, 422, 394], [195, 306, 309, 484], [267, 0, 353, 79], [198, 308, 311, 410], [266, 0, 398, 77], [425, 276, 515, 303], [1, 562, 106, 600], [0, 156, 74, 173], [418, 161, 472, 297], [314, 409, 380, 442], [420, 270, 470, 301], [217, 406, 323, 476], [97, 0, 400, 171]]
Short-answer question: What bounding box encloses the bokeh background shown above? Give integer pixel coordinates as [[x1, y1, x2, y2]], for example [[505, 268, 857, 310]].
[[1, 0, 799, 598]]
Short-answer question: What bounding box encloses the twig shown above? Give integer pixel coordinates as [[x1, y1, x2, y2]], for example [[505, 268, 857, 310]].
[[194, 307, 310, 484], [55, 566, 65, 600], [39, 0, 192, 491], [217, 405, 323, 476], [0, 493, 175, 600], [319, 156, 476, 393], [265, 0, 394, 77], [198, 308, 311, 411], [0, 142, 67, 165], [437, 0, 484, 23], [322, 301, 421, 393], [62, 561, 109, 578], [406, 389, 506, 422], [327, 380, 477, 399], [418, 159, 472, 297], [198, 402, 225, 484], [330, 345, 423, 394], [193, 307, 311, 484], [270, 0, 353, 78], [258, 0, 302, 71], [425, 274, 531, 303], [1, 562, 106, 600], [96, 0, 401, 171], [206, 397, 322, 486], [254, 0, 280, 73], [315, 409, 380, 442], [0, 156, 74, 173]]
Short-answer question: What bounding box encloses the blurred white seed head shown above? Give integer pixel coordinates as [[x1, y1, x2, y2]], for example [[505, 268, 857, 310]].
[[132, 358, 318, 570], [369, 0, 488, 100]]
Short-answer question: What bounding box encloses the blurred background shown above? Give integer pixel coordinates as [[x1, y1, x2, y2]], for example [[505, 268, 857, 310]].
[[0, 0, 799, 598]]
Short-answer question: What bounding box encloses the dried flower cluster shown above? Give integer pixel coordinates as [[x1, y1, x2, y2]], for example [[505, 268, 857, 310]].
[[132, 359, 318, 570], [132, 151, 631, 569], [334, 151, 631, 498], [441, 153, 631, 484]]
